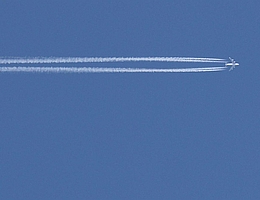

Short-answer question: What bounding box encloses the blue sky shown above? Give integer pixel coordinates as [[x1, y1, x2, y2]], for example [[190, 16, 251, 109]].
[[1, 1, 260, 199]]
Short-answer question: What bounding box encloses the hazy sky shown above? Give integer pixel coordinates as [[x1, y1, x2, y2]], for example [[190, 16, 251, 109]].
[[1, 1, 260, 199]]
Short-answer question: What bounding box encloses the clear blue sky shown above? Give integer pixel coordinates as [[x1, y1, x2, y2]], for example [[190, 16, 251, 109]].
[[1, 1, 260, 199]]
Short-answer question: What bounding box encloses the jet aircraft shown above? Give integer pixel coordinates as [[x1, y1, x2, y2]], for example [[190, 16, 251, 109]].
[[225, 57, 239, 71]]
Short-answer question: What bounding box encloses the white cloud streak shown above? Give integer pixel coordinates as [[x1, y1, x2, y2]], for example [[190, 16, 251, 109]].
[[0, 66, 227, 73], [0, 57, 227, 64]]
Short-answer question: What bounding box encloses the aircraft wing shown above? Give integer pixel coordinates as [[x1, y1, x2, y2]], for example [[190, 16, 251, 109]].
[[229, 66, 235, 71]]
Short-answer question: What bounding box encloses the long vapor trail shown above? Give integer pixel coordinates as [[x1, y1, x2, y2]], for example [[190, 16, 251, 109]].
[[0, 57, 227, 64], [0, 66, 227, 73]]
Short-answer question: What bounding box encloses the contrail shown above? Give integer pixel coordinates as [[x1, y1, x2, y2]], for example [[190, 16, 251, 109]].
[[0, 57, 227, 64], [0, 66, 227, 73]]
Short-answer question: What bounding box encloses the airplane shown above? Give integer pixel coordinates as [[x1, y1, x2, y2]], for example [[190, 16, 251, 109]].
[[225, 57, 239, 71]]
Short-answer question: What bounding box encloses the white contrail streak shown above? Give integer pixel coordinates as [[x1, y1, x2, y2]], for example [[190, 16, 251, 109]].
[[0, 66, 227, 73], [0, 57, 227, 64]]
